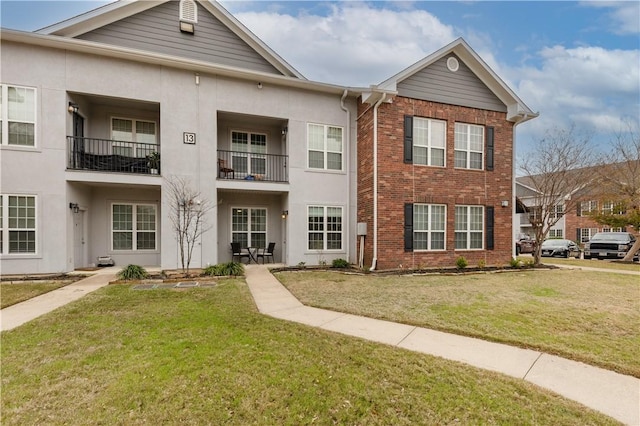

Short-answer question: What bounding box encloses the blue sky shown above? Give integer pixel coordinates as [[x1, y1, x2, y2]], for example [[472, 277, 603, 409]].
[[2, 1, 639, 158]]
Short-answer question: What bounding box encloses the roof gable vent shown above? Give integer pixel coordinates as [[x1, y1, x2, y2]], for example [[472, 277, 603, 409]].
[[180, 0, 197, 23]]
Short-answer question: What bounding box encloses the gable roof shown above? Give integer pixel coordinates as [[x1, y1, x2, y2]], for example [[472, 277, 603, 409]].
[[36, 0, 304, 79], [373, 38, 537, 123]]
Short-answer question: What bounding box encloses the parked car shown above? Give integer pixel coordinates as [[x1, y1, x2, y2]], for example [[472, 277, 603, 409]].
[[540, 239, 581, 258], [515, 234, 536, 255], [584, 232, 638, 260]]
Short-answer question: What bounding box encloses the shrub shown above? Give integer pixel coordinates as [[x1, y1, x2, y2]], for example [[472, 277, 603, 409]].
[[117, 264, 149, 280], [297, 262, 306, 268], [477, 259, 486, 269], [203, 262, 244, 276], [455, 256, 468, 269], [331, 258, 350, 268], [510, 257, 521, 268]]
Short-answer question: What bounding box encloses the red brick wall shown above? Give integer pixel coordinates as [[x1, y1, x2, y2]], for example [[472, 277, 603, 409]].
[[357, 97, 514, 270]]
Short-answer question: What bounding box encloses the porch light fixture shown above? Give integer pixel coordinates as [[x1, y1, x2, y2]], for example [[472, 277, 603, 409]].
[[180, 21, 195, 34], [69, 203, 80, 213], [257, 82, 263, 90], [501, 200, 509, 207], [68, 102, 79, 113], [281, 127, 288, 135], [281, 210, 288, 219]]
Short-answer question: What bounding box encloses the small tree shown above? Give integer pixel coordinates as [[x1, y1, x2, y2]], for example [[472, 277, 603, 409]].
[[589, 120, 640, 261], [165, 175, 213, 275], [519, 125, 594, 265]]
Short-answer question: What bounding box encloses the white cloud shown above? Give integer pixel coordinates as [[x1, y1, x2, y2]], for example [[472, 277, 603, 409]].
[[581, 1, 640, 35]]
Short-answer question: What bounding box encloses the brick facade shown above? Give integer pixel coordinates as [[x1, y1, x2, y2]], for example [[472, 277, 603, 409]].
[[357, 96, 514, 270]]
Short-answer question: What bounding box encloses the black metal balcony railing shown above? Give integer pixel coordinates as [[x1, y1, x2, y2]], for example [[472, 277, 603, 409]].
[[217, 150, 287, 183], [67, 136, 160, 175]]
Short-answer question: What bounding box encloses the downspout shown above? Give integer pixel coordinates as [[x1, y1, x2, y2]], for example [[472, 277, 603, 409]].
[[512, 112, 532, 259], [370, 93, 389, 271], [340, 89, 351, 264]]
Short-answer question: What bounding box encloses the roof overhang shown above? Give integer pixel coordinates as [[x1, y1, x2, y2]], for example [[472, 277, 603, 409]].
[[1, 29, 364, 97]]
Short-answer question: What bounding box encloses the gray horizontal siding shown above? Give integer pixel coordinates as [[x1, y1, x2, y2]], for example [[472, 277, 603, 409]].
[[77, 1, 282, 75], [398, 54, 507, 112]]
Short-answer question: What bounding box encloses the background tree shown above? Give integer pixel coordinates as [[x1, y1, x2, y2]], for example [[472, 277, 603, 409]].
[[518, 125, 594, 265], [589, 120, 640, 261], [165, 176, 214, 275]]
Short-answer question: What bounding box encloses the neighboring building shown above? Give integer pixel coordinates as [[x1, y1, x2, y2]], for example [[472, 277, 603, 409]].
[[0, 0, 536, 274]]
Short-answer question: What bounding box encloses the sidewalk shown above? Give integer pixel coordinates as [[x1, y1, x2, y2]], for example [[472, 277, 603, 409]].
[[244, 265, 640, 426]]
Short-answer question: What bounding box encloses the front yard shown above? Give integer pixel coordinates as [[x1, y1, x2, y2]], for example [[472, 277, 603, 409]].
[[1, 278, 618, 425], [276, 268, 640, 378]]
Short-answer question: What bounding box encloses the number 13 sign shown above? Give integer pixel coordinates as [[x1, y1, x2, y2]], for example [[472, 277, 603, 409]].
[[183, 132, 196, 144]]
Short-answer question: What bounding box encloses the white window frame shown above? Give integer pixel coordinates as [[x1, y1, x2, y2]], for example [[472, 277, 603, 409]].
[[413, 204, 446, 251], [0, 194, 37, 254], [413, 117, 446, 167], [307, 123, 344, 171], [111, 117, 157, 158], [111, 203, 157, 251], [231, 207, 268, 249], [0, 84, 37, 147], [307, 205, 343, 251], [454, 205, 484, 250], [580, 228, 599, 243], [579, 200, 597, 216], [230, 130, 267, 177], [180, 0, 198, 23], [548, 229, 563, 238], [454, 123, 484, 170]]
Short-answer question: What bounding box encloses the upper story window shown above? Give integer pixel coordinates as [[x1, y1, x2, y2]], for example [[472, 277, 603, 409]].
[[0, 84, 36, 147], [231, 131, 267, 175], [308, 124, 343, 171], [180, 0, 197, 23], [579, 200, 597, 216], [454, 123, 484, 170], [550, 204, 564, 220], [413, 117, 446, 167], [0, 194, 37, 254], [111, 118, 157, 157]]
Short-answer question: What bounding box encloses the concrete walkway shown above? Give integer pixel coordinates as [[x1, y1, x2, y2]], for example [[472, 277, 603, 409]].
[[244, 265, 640, 426], [1, 264, 638, 424]]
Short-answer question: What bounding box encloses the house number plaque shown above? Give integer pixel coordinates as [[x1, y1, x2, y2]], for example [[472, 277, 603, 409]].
[[183, 132, 196, 144]]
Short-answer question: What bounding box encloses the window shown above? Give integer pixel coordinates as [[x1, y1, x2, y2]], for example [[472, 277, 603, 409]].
[[413, 204, 446, 250], [308, 206, 343, 251], [111, 203, 156, 250], [548, 229, 563, 238], [579, 200, 597, 216], [602, 227, 623, 233], [308, 124, 343, 171], [0, 194, 36, 254], [232, 208, 267, 249], [231, 131, 267, 176], [413, 117, 445, 167], [0, 84, 36, 147], [455, 206, 484, 250], [454, 123, 483, 169], [111, 118, 157, 157], [602, 201, 624, 215], [550, 204, 564, 220], [580, 228, 599, 243]]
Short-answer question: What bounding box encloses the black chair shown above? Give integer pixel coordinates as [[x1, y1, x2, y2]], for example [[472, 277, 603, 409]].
[[257, 242, 276, 264], [231, 242, 250, 263]]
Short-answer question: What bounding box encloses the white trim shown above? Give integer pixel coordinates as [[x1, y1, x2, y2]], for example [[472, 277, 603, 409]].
[[412, 203, 447, 252], [454, 122, 484, 170], [306, 123, 345, 172], [454, 205, 484, 250], [0, 193, 38, 255], [306, 205, 344, 252], [110, 202, 158, 252], [0, 84, 37, 148], [230, 207, 268, 248], [179, 0, 198, 23]]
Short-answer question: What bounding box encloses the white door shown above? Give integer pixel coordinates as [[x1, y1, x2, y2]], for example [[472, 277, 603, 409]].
[[73, 210, 86, 269]]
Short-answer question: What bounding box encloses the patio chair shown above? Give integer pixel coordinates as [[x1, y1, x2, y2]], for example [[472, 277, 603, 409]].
[[257, 242, 276, 264], [231, 242, 250, 263], [218, 158, 235, 179]]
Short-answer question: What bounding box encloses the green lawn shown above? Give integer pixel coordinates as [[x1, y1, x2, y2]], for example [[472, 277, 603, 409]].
[[540, 257, 640, 272], [276, 269, 640, 378], [1, 280, 618, 425], [1, 282, 71, 309]]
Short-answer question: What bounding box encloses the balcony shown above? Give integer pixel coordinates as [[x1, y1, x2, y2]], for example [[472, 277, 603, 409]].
[[67, 136, 160, 175], [217, 150, 287, 183]]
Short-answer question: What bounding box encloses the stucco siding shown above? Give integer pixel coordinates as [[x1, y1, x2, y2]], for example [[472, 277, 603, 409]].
[[398, 54, 507, 112], [76, 1, 282, 75]]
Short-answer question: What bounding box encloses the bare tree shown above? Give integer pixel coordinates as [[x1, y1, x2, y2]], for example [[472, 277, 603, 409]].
[[590, 119, 640, 261], [519, 125, 595, 265], [165, 175, 213, 275]]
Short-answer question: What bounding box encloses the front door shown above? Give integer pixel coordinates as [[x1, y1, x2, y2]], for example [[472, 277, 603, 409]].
[[73, 210, 86, 269]]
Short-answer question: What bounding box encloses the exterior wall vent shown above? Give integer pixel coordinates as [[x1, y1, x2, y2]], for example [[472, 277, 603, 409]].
[[446, 57, 459, 72], [180, 0, 198, 23]]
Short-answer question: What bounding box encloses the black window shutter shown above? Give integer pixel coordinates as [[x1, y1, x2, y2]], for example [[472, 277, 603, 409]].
[[486, 206, 494, 250], [576, 203, 582, 217], [404, 115, 413, 164], [404, 203, 414, 251], [486, 127, 494, 171], [576, 228, 581, 242]]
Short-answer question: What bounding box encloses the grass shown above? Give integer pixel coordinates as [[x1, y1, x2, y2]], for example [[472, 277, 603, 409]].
[[275, 269, 640, 378], [540, 257, 640, 272], [1, 282, 71, 309], [1, 280, 618, 425]]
